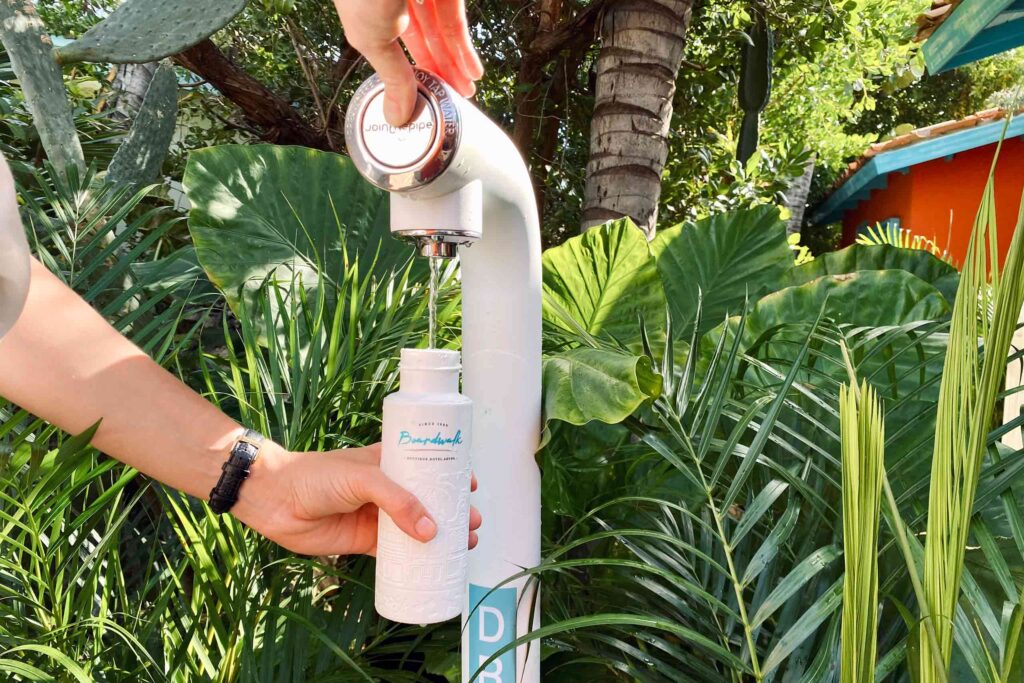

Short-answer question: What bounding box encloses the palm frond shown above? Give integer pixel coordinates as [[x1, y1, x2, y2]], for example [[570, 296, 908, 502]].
[[920, 172, 1024, 677], [839, 379, 884, 683]]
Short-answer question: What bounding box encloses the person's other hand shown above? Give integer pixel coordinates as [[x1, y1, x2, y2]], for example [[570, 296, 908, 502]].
[[234, 443, 481, 556], [332, 0, 484, 125]]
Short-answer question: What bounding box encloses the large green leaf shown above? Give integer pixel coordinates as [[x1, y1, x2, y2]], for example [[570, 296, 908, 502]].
[[650, 206, 792, 339], [783, 244, 959, 306], [543, 219, 666, 350], [183, 144, 393, 311], [702, 270, 951, 361], [542, 348, 661, 427]]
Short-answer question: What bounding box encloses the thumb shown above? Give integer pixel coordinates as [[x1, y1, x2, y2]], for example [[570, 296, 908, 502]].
[[359, 469, 437, 542]]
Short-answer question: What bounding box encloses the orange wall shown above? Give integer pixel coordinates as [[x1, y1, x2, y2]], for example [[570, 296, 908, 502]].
[[841, 136, 1024, 267]]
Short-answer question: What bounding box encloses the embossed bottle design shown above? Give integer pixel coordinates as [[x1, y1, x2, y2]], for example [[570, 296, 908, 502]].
[[376, 348, 473, 624]]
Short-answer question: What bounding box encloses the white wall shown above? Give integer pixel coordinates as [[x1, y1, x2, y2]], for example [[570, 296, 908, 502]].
[[1002, 305, 1024, 450]]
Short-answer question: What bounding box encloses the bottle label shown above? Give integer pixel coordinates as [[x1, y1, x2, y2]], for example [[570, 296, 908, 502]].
[[376, 400, 472, 624], [468, 584, 517, 682], [396, 422, 465, 450]]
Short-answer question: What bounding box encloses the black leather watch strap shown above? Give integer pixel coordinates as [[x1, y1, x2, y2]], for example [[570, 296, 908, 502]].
[[208, 429, 264, 514]]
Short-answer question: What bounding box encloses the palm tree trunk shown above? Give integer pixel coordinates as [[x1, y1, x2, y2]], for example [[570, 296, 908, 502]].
[[785, 155, 816, 234], [112, 62, 158, 120], [582, 0, 694, 238]]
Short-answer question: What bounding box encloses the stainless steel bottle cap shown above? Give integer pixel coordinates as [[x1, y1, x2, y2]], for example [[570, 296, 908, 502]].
[[346, 69, 461, 192]]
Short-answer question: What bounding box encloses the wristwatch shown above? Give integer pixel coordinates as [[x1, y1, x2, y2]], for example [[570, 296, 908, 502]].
[[208, 429, 264, 514]]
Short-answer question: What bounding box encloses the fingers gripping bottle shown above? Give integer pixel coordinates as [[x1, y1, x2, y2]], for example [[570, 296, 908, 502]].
[[375, 348, 473, 624]]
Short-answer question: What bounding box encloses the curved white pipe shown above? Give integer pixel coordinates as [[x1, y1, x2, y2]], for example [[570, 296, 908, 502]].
[[346, 70, 543, 683]]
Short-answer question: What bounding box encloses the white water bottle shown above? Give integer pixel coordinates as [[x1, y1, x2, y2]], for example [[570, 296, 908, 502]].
[[375, 348, 473, 624]]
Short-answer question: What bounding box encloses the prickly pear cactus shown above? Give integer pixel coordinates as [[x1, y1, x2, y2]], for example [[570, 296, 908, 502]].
[[55, 0, 247, 65], [0, 0, 84, 177], [736, 9, 774, 164], [107, 63, 178, 186]]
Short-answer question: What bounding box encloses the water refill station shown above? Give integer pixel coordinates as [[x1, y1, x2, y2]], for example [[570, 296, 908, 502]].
[[345, 69, 542, 683]]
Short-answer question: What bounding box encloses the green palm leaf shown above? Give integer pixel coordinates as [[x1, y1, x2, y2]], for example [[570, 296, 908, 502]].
[[839, 380, 884, 683]]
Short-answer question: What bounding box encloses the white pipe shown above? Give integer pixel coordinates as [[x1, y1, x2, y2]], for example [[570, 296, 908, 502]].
[[457, 127, 542, 683], [346, 70, 543, 683]]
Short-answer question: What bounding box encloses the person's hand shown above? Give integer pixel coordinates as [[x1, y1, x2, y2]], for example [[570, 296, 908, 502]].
[[233, 442, 481, 556], [332, 0, 484, 125]]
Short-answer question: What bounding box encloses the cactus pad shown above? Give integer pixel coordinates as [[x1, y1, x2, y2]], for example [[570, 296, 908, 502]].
[[107, 63, 178, 186], [0, 0, 84, 177], [55, 0, 247, 65], [737, 10, 774, 164]]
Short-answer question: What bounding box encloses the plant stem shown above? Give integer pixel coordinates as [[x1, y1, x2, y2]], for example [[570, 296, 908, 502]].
[[881, 473, 948, 683], [662, 402, 764, 679], [708, 493, 764, 681]]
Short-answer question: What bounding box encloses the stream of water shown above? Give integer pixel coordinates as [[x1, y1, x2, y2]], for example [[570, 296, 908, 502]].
[[427, 257, 440, 349]]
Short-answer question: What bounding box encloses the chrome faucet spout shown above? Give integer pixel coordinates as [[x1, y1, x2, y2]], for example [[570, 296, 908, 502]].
[[391, 228, 479, 259], [413, 238, 458, 259]]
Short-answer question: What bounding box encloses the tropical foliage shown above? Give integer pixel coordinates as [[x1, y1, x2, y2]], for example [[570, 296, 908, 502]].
[[1, 153, 465, 681], [17, 0, 1023, 244], [8, 133, 1024, 681], [535, 175, 1024, 681], [3, 2, 1024, 681]]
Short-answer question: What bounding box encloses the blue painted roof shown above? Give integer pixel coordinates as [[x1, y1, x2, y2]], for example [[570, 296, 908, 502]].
[[811, 114, 1024, 226], [923, 0, 1024, 74]]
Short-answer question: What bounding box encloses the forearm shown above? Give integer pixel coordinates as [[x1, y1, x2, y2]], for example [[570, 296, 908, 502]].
[[0, 258, 244, 500], [0, 259, 464, 556]]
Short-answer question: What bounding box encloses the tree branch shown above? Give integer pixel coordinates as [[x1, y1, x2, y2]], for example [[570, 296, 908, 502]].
[[285, 18, 328, 132], [512, 0, 565, 152], [173, 39, 335, 151], [527, 0, 608, 57]]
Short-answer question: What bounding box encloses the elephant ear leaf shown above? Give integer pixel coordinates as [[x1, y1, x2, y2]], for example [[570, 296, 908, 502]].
[[542, 218, 667, 352], [783, 243, 959, 306], [542, 348, 662, 429], [701, 270, 951, 362], [651, 205, 792, 341], [184, 144, 394, 315]]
